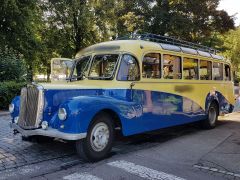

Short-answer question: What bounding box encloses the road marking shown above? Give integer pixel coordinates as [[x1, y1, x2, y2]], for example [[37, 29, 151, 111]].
[[193, 164, 240, 178], [63, 172, 102, 180], [108, 160, 185, 180]]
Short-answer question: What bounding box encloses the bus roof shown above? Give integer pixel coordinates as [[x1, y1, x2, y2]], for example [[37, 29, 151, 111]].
[[76, 39, 226, 61]]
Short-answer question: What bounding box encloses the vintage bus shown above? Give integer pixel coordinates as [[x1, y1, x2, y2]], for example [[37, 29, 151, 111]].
[[9, 34, 235, 162]]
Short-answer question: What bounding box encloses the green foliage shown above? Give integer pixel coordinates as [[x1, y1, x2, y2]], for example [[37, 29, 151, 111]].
[[120, 12, 144, 34], [35, 0, 101, 79], [221, 27, 240, 80], [0, 0, 41, 81], [146, 0, 235, 44], [41, 0, 100, 55], [0, 48, 27, 82], [0, 0, 39, 52], [0, 81, 26, 110], [0, 47, 27, 109]]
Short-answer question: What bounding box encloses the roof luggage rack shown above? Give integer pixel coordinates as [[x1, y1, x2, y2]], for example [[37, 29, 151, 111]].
[[117, 33, 218, 55]]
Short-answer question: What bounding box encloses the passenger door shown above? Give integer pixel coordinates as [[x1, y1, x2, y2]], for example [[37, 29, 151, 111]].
[[116, 54, 146, 135]]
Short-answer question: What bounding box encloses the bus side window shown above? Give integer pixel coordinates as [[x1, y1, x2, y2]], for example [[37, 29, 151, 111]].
[[142, 53, 161, 79], [183, 58, 199, 80], [224, 64, 231, 81], [163, 54, 181, 79], [117, 54, 140, 81], [213, 62, 223, 80], [200, 60, 212, 80]]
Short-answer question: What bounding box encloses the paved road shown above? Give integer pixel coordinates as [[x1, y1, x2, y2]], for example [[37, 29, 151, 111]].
[[0, 113, 240, 180]]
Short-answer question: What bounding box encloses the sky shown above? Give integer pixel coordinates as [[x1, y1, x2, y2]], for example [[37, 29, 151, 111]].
[[218, 0, 240, 26]]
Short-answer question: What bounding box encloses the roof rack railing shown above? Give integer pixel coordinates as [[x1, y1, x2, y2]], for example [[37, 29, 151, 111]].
[[117, 33, 218, 55]]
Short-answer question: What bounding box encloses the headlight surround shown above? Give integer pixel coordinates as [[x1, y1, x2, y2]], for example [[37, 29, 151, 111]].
[[58, 108, 67, 121], [9, 104, 15, 113]]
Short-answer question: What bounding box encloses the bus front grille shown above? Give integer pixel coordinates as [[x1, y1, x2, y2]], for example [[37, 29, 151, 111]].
[[18, 86, 44, 129]]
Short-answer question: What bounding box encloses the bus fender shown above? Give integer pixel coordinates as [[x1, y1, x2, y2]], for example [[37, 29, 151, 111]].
[[54, 96, 135, 135]]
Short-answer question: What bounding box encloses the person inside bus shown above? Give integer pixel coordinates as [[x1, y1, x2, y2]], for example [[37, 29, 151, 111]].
[[163, 63, 173, 79], [163, 55, 180, 79], [142, 54, 160, 79]]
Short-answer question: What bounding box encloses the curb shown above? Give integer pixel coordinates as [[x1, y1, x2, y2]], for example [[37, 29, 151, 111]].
[[0, 111, 10, 117]]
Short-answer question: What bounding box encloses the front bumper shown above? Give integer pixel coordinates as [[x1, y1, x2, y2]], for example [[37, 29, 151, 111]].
[[10, 123, 87, 141]]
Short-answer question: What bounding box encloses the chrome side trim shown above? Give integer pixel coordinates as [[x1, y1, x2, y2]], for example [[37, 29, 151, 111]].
[[11, 123, 87, 141]]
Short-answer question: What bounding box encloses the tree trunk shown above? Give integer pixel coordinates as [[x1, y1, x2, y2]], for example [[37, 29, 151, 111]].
[[27, 64, 33, 82], [47, 65, 51, 82]]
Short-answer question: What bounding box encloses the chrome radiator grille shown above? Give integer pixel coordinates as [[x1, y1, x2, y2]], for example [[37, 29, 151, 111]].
[[18, 86, 44, 129]]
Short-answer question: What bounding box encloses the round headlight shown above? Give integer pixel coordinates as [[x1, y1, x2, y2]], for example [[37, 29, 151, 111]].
[[9, 104, 15, 113], [41, 121, 48, 130], [14, 116, 19, 124], [58, 108, 67, 121]]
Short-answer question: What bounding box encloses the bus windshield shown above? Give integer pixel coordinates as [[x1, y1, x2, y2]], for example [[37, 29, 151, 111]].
[[88, 54, 119, 80], [72, 56, 91, 80]]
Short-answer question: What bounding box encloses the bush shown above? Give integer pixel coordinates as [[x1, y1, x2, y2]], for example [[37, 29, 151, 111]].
[[0, 48, 27, 82], [0, 81, 26, 110], [234, 75, 240, 86]]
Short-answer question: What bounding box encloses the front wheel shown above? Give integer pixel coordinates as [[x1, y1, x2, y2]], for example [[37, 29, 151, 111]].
[[201, 102, 219, 129], [76, 112, 114, 162]]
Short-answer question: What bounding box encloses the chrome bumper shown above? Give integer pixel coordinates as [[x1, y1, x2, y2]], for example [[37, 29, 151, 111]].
[[10, 123, 87, 141]]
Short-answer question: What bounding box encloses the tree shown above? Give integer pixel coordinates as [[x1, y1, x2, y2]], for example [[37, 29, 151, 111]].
[[41, 0, 100, 55], [89, 0, 153, 38], [0, 48, 26, 82], [145, 0, 235, 45], [222, 27, 240, 79], [113, 0, 153, 37], [0, 0, 41, 81]]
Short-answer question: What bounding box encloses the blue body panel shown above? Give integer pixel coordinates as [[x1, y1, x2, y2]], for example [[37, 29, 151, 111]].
[[10, 96, 20, 121], [11, 88, 233, 137], [205, 91, 234, 114]]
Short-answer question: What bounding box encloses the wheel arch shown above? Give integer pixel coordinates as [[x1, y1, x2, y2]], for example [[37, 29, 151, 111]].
[[89, 108, 123, 131], [207, 99, 220, 115]]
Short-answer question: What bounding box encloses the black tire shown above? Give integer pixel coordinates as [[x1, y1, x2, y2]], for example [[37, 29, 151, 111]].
[[22, 136, 32, 142], [76, 112, 115, 162], [201, 102, 219, 129]]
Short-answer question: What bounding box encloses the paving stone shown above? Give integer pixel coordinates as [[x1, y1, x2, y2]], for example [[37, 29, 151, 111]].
[[0, 115, 76, 171]]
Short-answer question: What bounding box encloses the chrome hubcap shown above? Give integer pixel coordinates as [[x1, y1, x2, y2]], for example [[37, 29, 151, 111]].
[[209, 107, 216, 125], [90, 122, 110, 152]]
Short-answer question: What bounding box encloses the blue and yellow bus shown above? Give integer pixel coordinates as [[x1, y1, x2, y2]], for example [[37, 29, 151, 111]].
[[9, 34, 235, 162]]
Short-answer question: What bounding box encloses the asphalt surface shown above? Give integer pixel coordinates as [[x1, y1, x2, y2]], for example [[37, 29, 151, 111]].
[[0, 112, 240, 180]]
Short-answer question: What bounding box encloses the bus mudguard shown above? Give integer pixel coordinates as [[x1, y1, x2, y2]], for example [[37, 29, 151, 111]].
[[51, 95, 139, 136]]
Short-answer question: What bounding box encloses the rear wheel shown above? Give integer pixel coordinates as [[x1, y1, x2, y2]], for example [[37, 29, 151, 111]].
[[201, 102, 219, 129], [76, 112, 114, 162]]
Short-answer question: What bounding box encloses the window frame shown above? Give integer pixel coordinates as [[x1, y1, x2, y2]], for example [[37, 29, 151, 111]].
[[162, 54, 182, 80], [224, 63, 232, 81], [142, 52, 162, 79], [116, 53, 140, 82], [212, 62, 224, 81], [199, 59, 213, 80], [182, 57, 199, 80], [88, 53, 120, 80], [70, 55, 92, 81]]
